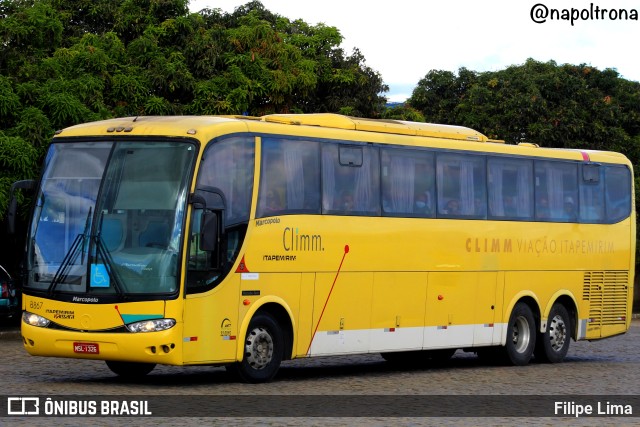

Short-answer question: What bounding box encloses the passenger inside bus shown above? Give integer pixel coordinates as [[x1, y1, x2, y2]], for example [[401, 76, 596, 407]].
[[444, 199, 460, 215], [264, 190, 284, 214], [503, 196, 517, 217], [339, 191, 355, 211], [562, 197, 577, 221], [536, 196, 550, 219], [413, 193, 431, 215]]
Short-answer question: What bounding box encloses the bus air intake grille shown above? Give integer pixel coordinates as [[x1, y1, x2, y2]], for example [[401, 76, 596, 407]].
[[582, 271, 629, 326]]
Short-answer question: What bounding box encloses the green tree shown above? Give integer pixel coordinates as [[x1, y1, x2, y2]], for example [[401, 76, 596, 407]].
[[381, 104, 425, 122], [410, 59, 640, 154], [410, 69, 470, 125]]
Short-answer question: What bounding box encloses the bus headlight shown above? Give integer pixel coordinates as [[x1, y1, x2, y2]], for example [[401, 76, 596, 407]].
[[126, 318, 176, 333], [23, 311, 51, 328]]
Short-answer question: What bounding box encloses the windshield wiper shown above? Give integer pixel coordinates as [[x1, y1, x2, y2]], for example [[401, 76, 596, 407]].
[[48, 207, 93, 295], [48, 208, 128, 299], [47, 233, 83, 295], [93, 229, 128, 297]]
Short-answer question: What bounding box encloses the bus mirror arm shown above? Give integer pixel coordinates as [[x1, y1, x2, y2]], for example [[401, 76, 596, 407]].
[[190, 188, 226, 211], [189, 193, 207, 209], [7, 179, 36, 235]]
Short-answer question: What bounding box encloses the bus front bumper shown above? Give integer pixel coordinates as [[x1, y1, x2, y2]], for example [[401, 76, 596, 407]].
[[21, 322, 184, 365]]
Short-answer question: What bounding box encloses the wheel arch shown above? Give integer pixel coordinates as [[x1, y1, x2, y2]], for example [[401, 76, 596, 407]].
[[236, 298, 295, 362], [501, 293, 541, 346], [542, 292, 578, 340]]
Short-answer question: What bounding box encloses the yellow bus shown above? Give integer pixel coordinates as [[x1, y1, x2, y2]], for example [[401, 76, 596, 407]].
[[12, 114, 635, 382]]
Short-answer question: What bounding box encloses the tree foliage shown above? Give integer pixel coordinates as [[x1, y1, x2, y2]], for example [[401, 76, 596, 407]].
[[409, 59, 640, 154]]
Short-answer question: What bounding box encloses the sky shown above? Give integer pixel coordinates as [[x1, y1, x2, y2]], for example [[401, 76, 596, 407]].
[[188, 0, 640, 102]]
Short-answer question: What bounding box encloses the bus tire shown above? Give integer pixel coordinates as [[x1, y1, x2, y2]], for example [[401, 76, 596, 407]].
[[504, 302, 536, 366], [534, 303, 571, 363], [105, 361, 156, 377], [229, 312, 283, 383]]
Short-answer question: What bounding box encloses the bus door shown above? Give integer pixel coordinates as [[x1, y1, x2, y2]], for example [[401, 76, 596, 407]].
[[182, 275, 242, 364]]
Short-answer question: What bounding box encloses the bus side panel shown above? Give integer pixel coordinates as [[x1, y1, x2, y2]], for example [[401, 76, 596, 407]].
[[424, 272, 497, 349], [295, 273, 316, 357], [472, 272, 498, 346], [493, 271, 506, 344], [308, 272, 372, 356], [369, 272, 427, 352], [182, 276, 241, 364]]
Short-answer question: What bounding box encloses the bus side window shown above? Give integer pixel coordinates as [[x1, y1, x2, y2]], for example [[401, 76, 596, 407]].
[[187, 208, 210, 272], [198, 137, 254, 226], [322, 144, 380, 215], [257, 138, 321, 218], [605, 165, 631, 223], [381, 148, 435, 217], [579, 164, 605, 223], [436, 153, 486, 218], [535, 160, 578, 222], [487, 157, 533, 220]]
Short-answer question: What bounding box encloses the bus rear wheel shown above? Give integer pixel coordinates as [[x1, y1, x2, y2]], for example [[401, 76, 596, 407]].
[[534, 303, 571, 363], [228, 312, 283, 383], [105, 361, 156, 378], [504, 302, 536, 366]]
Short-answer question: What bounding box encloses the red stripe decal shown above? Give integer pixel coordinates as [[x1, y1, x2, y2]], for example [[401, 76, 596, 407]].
[[307, 245, 350, 355]]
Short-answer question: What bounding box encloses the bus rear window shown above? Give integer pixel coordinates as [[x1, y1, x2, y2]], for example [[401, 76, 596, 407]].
[[605, 166, 631, 223]]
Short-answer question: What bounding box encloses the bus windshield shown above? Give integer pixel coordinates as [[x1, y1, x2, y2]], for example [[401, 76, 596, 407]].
[[26, 140, 196, 298]]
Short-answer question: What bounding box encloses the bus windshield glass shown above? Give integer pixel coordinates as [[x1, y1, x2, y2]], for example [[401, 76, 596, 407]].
[[26, 140, 196, 297]]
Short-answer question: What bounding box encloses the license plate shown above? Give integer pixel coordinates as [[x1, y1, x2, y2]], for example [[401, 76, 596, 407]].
[[73, 342, 99, 354]]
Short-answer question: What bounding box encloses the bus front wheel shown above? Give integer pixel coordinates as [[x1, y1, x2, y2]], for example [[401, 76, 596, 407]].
[[504, 302, 536, 366], [228, 312, 284, 383], [105, 361, 156, 378], [534, 303, 571, 363]]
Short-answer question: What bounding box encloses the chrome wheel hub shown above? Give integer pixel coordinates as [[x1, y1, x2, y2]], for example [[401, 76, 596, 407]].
[[548, 314, 567, 352], [244, 326, 274, 370], [512, 315, 531, 353]]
